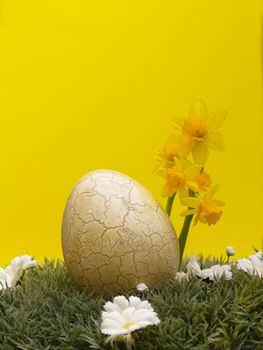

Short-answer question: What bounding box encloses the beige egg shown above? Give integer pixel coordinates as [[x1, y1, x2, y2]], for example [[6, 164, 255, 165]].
[[62, 169, 179, 296]]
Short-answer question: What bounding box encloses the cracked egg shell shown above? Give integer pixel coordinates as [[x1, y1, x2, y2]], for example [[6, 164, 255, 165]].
[[62, 169, 179, 296]]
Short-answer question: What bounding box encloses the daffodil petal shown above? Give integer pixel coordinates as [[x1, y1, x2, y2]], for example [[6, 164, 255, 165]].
[[188, 99, 209, 121], [187, 181, 199, 192], [183, 164, 202, 179], [213, 199, 225, 206], [205, 184, 220, 199], [199, 215, 207, 224], [207, 131, 225, 152], [163, 133, 178, 146], [156, 167, 165, 177], [207, 110, 227, 131], [172, 116, 184, 130], [180, 158, 192, 169], [161, 185, 173, 197], [178, 187, 188, 199], [193, 215, 199, 225], [181, 209, 196, 217], [176, 134, 193, 157], [180, 197, 200, 208], [192, 141, 209, 165]]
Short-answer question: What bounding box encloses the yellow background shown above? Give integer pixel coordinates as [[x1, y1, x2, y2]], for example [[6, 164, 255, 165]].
[[0, 0, 262, 265]]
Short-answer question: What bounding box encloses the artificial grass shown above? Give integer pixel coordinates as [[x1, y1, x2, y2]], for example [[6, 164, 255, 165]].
[[0, 258, 262, 350]]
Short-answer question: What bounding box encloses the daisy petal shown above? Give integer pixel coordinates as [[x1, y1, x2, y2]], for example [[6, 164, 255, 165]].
[[113, 296, 129, 311], [128, 296, 142, 308], [101, 319, 123, 329], [137, 300, 153, 310], [102, 328, 128, 335], [104, 301, 118, 312], [237, 258, 254, 274], [122, 307, 135, 321]]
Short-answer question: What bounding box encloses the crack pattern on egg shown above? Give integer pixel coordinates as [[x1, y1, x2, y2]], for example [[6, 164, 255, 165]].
[[62, 169, 179, 295]]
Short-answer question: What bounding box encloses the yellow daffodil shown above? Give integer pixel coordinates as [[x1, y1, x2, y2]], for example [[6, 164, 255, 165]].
[[194, 171, 211, 192], [173, 99, 227, 165], [180, 185, 224, 225], [160, 159, 202, 198], [154, 134, 185, 173]]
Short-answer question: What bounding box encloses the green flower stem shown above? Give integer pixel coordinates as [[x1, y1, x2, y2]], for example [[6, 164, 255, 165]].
[[166, 193, 176, 217], [178, 214, 194, 265]]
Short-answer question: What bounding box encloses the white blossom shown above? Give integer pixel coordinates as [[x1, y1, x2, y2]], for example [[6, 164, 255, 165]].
[[186, 255, 203, 277], [9, 255, 38, 271], [0, 255, 38, 291], [201, 264, 232, 281], [0, 268, 9, 290], [236, 258, 254, 274], [101, 295, 160, 348], [136, 283, 149, 292], [251, 251, 263, 260], [226, 246, 235, 257], [237, 251, 263, 277], [175, 271, 189, 282], [178, 255, 233, 281]]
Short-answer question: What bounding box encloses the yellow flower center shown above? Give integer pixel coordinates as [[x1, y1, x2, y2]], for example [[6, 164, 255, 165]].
[[160, 145, 179, 163], [123, 320, 136, 329], [182, 117, 208, 141], [200, 199, 222, 225]]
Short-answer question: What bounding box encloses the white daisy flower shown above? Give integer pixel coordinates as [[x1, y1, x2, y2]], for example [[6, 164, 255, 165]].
[[226, 246, 235, 257], [101, 295, 160, 348], [175, 271, 189, 282], [184, 256, 232, 281], [8, 255, 38, 286], [237, 258, 254, 274], [237, 251, 263, 277], [250, 251, 263, 260], [186, 255, 203, 277], [0, 266, 18, 289], [201, 264, 232, 281], [10, 255, 38, 271], [136, 283, 149, 292], [0, 268, 9, 290], [0, 255, 38, 291]]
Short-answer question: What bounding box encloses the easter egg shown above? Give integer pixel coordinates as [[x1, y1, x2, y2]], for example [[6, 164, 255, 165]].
[[62, 169, 179, 295]]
